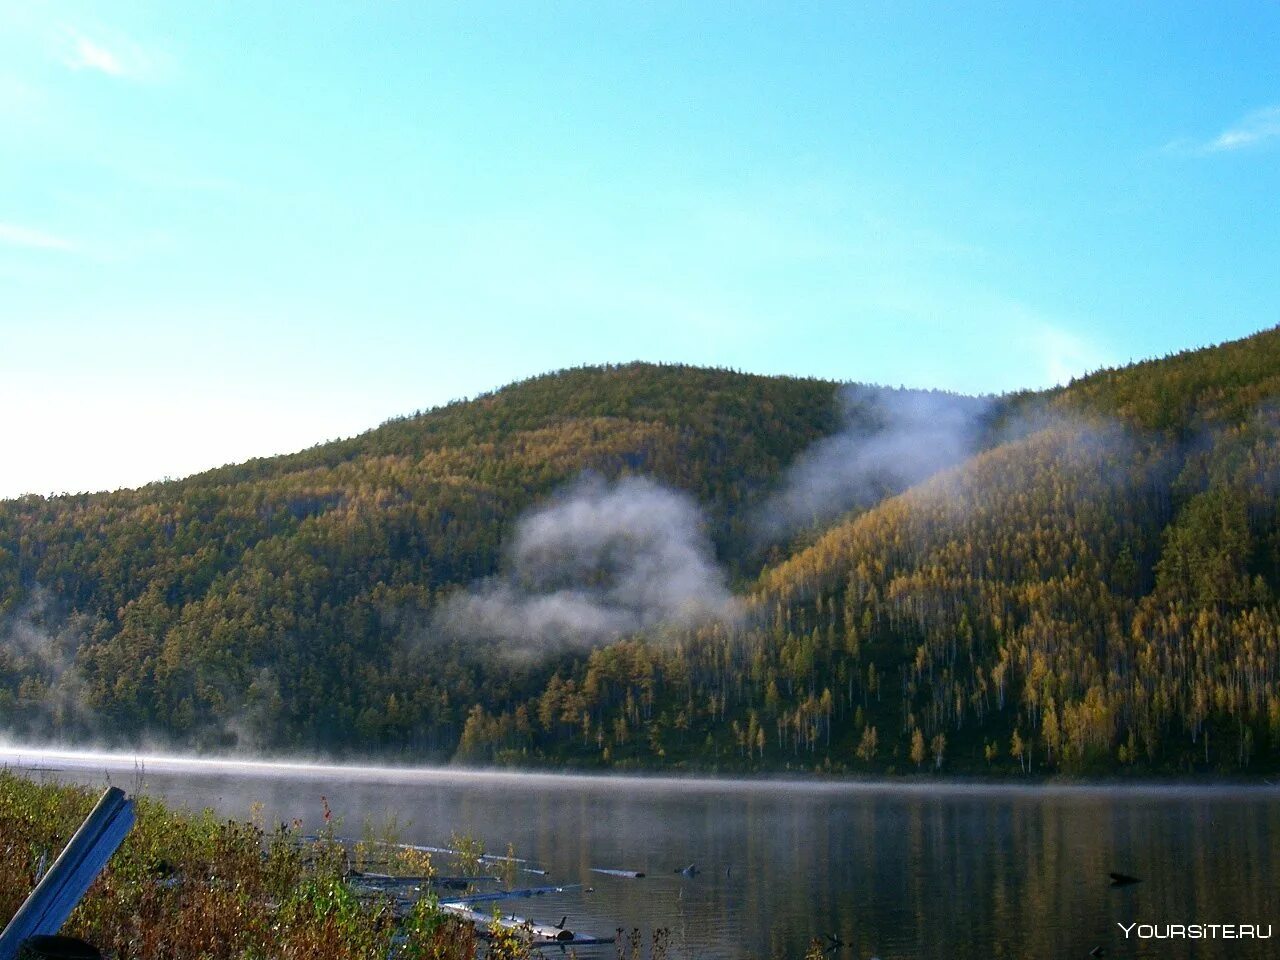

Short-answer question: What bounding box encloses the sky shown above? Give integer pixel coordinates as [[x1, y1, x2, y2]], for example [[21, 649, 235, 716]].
[[1, 2, 1278, 498]]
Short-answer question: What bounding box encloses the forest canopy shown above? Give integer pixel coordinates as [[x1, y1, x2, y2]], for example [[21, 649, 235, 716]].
[[3, 329, 1280, 776]]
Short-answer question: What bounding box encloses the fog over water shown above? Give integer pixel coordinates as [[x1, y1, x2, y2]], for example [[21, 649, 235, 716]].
[[4, 748, 1277, 960]]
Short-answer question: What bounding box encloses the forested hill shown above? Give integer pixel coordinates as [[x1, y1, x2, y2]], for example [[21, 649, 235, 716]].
[[0, 364, 886, 749], [749, 326, 1280, 775], [3, 329, 1280, 776], [1047, 324, 1280, 429]]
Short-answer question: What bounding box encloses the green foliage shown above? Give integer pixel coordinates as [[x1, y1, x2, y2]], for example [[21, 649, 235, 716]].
[[398, 893, 458, 960], [447, 832, 484, 877]]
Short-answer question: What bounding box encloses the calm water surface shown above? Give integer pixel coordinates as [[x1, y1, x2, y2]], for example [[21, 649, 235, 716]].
[[3, 749, 1277, 960]]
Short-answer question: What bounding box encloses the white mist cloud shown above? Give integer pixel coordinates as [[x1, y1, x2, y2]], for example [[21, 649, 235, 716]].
[[437, 475, 739, 651], [755, 386, 993, 541], [0, 587, 96, 736]]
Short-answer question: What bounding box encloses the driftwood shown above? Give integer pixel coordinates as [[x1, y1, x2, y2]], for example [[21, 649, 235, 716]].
[[438, 902, 612, 945], [438, 884, 614, 946], [0, 788, 135, 960]]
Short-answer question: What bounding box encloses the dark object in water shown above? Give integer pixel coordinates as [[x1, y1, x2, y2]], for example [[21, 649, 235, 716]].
[[1089, 947, 1107, 957], [675, 863, 699, 877], [1108, 872, 1141, 887], [17, 937, 101, 960], [823, 933, 846, 954]]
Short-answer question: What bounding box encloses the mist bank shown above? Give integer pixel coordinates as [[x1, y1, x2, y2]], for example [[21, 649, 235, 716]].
[[754, 386, 994, 542], [3, 745, 1274, 797]]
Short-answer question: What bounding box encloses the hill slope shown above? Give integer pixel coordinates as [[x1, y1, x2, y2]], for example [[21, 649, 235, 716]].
[[3, 330, 1280, 776], [0, 364, 881, 749]]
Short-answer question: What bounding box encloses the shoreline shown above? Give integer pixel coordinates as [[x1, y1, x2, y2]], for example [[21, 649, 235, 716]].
[[3, 742, 1277, 800]]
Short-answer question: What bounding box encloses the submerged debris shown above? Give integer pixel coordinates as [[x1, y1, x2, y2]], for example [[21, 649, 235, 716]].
[[312, 834, 613, 947]]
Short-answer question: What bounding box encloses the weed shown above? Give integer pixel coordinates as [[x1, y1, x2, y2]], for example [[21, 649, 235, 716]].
[[0, 772, 511, 960]]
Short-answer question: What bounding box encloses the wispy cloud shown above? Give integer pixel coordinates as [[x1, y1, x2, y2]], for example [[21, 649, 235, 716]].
[[0, 222, 77, 253], [1167, 106, 1280, 155], [57, 27, 160, 80], [1204, 106, 1280, 152], [66, 34, 126, 76]]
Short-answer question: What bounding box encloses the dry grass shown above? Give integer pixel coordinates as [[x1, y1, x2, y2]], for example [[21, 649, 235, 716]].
[[0, 771, 518, 959]]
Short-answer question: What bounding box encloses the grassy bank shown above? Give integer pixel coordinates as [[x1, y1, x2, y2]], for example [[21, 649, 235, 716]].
[[0, 770, 535, 960]]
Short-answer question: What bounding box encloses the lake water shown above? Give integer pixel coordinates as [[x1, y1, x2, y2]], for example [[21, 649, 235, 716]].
[[3, 748, 1277, 959]]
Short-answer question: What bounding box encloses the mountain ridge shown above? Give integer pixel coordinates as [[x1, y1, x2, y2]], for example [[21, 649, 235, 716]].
[[2, 330, 1279, 776]]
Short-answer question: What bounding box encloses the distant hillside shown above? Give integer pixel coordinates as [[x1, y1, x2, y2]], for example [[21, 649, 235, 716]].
[[3, 330, 1280, 777], [0, 364, 871, 749], [729, 327, 1280, 775], [1049, 325, 1280, 429]]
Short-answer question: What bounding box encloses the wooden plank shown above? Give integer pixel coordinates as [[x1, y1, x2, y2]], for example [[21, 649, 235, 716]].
[[0, 787, 135, 960]]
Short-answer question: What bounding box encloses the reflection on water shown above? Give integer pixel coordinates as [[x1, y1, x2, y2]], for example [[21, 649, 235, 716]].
[[3, 750, 1277, 959]]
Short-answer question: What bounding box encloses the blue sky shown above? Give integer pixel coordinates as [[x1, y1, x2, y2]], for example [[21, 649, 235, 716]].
[[1, 2, 1278, 497]]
